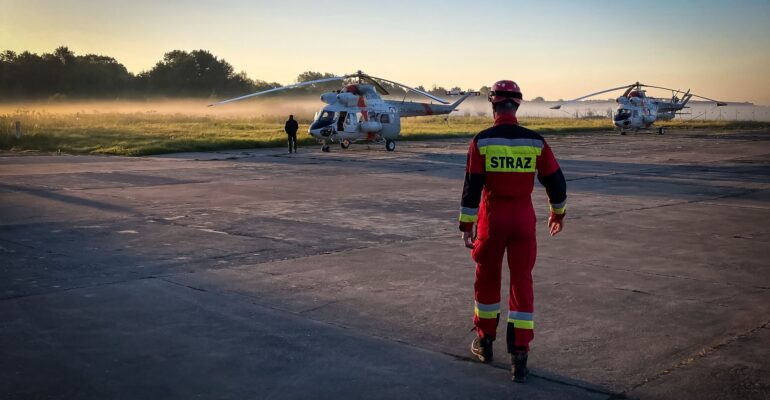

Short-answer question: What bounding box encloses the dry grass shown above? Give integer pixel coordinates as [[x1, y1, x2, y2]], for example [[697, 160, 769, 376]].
[[1, 111, 767, 156]]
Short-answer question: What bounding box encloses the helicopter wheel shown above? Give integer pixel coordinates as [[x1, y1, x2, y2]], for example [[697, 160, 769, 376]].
[[340, 140, 351, 149], [322, 145, 330, 153], [620, 130, 626, 135], [385, 140, 396, 152], [658, 127, 665, 135]]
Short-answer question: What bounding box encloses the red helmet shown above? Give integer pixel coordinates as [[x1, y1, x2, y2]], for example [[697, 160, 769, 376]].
[[488, 80, 522, 104]]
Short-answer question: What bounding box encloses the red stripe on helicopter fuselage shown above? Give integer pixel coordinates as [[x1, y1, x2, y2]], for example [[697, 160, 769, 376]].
[[421, 103, 433, 115], [358, 96, 368, 121]]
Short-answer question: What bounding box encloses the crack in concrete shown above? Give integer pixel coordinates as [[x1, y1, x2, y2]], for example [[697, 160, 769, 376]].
[[565, 166, 664, 183], [0, 275, 158, 301], [298, 298, 347, 314], [624, 321, 770, 395], [547, 280, 706, 303], [564, 150, 770, 190], [612, 287, 653, 296], [0, 232, 440, 301], [154, 234, 448, 279], [158, 277, 207, 292], [570, 188, 765, 221], [0, 236, 58, 253], [540, 255, 770, 292]]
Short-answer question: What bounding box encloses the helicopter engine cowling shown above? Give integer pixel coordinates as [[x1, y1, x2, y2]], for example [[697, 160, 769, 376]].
[[617, 96, 629, 105], [630, 97, 641, 105], [337, 92, 360, 107], [321, 92, 338, 105], [359, 121, 382, 133]]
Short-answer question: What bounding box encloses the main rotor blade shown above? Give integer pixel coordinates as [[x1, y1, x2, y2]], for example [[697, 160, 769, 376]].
[[368, 75, 450, 104], [689, 94, 727, 106], [640, 84, 727, 105], [550, 83, 635, 109], [208, 76, 344, 106]]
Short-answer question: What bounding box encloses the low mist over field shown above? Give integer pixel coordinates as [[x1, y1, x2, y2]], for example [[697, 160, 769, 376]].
[[3, 97, 768, 122], [0, 98, 325, 121]]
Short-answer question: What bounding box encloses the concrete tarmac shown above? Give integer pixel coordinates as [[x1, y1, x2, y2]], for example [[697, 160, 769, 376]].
[[1, 129, 769, 399]]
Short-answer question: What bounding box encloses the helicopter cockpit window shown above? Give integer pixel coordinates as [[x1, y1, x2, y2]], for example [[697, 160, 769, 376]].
[[614, 109, 632, 121], [310, 110, 337, 131], [318, 110, 335, 121], [380, 114, 390, 124]]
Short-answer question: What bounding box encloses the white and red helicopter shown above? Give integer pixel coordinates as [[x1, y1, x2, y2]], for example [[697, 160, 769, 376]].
[[210, 71, 477, 152], [551, 82, 727, 134]]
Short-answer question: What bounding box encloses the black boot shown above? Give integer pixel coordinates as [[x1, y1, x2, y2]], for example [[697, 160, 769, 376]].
[[470, 336, 494, 363], [511, 351, 529, 383]]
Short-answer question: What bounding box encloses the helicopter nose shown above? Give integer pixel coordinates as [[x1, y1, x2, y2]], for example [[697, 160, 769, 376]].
[[309, 127, 333, 138]]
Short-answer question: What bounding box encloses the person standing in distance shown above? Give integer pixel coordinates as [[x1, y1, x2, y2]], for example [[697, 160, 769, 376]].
[[284, 115, 299, 153], [458, 80, 567, 383]]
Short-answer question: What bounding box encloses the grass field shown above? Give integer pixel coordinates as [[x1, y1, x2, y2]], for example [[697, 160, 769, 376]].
[[1, 111, 768, 156]]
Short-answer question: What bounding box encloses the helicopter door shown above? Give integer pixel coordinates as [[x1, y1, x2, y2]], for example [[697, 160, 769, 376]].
[[344, 112, 359, 132], [336, 111, 347, 131]]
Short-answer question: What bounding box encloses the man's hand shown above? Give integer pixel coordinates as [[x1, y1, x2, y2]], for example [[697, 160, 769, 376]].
[[548, 215, 564, 236], [462, 229, 476, 249]]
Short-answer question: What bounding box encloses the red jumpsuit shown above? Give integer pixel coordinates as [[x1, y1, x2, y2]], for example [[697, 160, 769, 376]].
[[459, 115, 566, 352]]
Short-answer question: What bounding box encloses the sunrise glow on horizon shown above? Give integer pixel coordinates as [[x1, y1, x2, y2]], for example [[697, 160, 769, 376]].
[[2, 0, 769, 104]]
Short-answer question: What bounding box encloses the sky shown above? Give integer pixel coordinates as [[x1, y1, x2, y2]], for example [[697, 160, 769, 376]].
[[2, 0, 770, 104]]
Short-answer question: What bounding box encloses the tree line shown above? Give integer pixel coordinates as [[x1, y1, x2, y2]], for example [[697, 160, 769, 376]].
[[0, 46, 488, 101], [0, 46, 278, 99]]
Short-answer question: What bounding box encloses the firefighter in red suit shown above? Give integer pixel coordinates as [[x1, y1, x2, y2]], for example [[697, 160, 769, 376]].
[[459, 80, 567, 383]]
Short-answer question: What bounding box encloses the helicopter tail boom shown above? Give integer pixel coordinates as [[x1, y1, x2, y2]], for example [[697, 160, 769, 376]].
[[448, 91, 478, 109], [426, 91, 477, 114]]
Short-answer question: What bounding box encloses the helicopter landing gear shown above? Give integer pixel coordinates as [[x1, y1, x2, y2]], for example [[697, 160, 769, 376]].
[[322, 144, 330, 152], [658, 127, 665, 135], [340, 139, 351, 149], [385, 140, 396, 152], [620, 130, 626, 135]]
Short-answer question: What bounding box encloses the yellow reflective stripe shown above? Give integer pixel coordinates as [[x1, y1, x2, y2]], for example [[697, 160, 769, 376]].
[[478, 145, 541, 173], [459, 213, 477, 223], [475, 309, 500, 319], [508, 319, 534, 329], [478, 145, 543, 156], [551, 205, 567, 214]]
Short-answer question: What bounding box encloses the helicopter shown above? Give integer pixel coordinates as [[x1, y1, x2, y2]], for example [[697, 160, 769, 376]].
[[209, 71, 477, 152], [550, 82, 727, 134]]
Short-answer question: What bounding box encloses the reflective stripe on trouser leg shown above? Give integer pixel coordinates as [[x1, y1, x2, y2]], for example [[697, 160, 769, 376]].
[[473, 301, 501, 338], [506, 233, 537, 352], [506, 312, 534, 353], [472, 231, 506, 340]]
